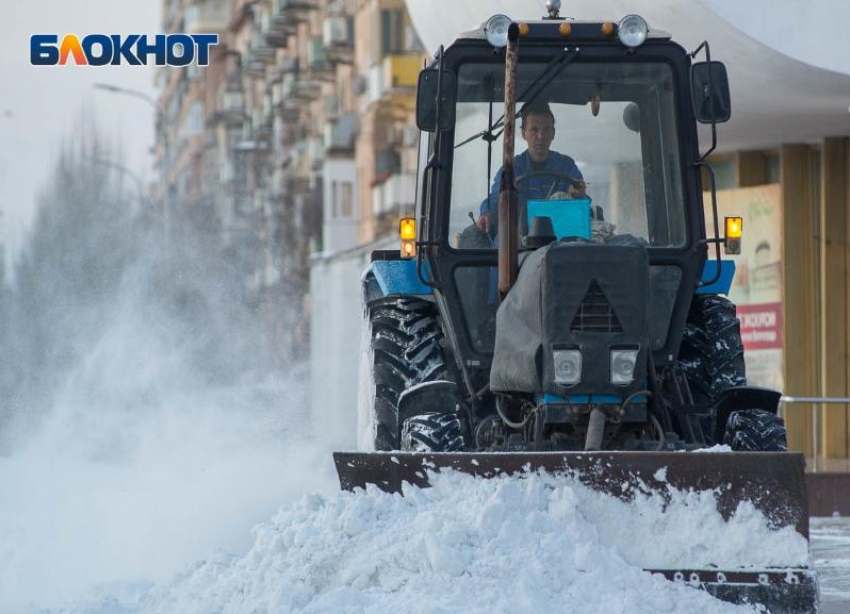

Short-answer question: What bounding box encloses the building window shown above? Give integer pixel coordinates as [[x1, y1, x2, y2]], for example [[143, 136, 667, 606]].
[[341, 182, 353, 218], [712, 157, 736, 190], [381, 10, 404, 56], [188, 101, 204, 135], [766, 152, 780, 184], [331, 181, 339, 219]]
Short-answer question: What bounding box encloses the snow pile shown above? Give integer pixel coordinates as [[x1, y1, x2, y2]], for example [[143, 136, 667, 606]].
[[0, 371, 338, 614], [65, 469, 808, 614]]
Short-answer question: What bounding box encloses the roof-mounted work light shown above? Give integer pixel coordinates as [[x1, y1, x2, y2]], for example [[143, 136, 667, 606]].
[[485, 14, 512, 48], [618, 15, 648, 48]]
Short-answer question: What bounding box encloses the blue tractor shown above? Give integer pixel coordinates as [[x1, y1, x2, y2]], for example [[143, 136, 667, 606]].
[[336, 8, 816, 612]]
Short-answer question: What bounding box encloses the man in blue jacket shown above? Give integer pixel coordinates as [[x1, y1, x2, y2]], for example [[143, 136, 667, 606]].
[[477, 100, 589, 235]]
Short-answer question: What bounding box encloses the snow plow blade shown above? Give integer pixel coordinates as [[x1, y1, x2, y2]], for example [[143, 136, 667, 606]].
[[334, 451, 817, 614]]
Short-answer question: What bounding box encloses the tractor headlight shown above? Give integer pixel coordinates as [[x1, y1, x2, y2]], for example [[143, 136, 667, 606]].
[[610, 348, 639, 386], [485, 14, 512, 48], [553, 349, 582, 386], [618, 15, 648, 48]]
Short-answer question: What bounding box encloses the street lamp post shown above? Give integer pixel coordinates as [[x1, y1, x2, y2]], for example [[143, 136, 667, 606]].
[[93, 83, 157, 108], [93, 82, 169, 238], [86, 157, 146, 211]]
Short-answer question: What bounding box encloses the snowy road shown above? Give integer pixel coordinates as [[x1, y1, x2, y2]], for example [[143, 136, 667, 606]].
[[812, 517, 850, 614]]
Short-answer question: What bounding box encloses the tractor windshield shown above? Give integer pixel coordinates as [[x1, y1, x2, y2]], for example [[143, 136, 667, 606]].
[[448, 60, 686, 250]]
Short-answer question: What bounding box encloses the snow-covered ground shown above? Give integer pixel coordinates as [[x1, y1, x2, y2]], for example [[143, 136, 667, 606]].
[[811, 517, 850, 614], [6, 462, 821, 614]]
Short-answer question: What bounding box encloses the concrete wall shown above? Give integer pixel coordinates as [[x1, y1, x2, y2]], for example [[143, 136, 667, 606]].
[[322, 158, 359, 253], [308, 238, 393, 449]]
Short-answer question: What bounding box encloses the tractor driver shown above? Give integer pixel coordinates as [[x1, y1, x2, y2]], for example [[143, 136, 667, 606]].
[[476, 100, 591, 236]]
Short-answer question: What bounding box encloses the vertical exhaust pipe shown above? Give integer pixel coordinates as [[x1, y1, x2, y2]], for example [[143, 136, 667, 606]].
[[585, 407, 606, 451], [498, 23, 520, 300]]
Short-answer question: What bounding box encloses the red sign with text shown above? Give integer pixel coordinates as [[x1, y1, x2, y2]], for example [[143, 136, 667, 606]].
[[737, 302, 783, 350]]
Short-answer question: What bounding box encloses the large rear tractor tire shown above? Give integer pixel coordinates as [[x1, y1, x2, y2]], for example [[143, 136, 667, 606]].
[[678, 295, 746, 406], [724, 409, 788, 451], [367, 296, 449, 451]]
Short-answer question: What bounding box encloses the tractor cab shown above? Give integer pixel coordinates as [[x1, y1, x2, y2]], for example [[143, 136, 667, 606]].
[[412, 13, 733, 398]]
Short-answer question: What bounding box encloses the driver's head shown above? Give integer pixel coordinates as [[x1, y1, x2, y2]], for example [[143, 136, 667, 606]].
[[521, 101, 556, 164]]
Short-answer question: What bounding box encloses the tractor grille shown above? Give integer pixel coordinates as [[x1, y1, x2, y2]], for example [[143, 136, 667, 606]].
[[570, 280, 623, 333]]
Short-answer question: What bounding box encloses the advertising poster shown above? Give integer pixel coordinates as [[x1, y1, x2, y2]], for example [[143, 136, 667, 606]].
[[705, 184, 784, 390]]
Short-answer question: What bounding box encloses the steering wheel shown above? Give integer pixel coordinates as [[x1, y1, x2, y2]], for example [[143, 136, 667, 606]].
[[515, 169, 585, 197]]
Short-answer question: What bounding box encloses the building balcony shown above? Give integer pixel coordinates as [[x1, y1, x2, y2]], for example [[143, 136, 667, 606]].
[[244, 31, 276, 74], [260, 7, 290, 48], [278, 76, 300, 119], [254, 124, 273, 145], [272, 0, 317, 24], [263, 29, 289, 49], [374, 146, 401, 178], [324, 118, 357, 155], [244, 60, 266, 78], [268, 58, 299, 86], [308, 137, 324, 171], [271, 81, 285, 108], [308, 38, 334, 82], [367, 54, 420, 105], [233, 124, 269, 154], [270, 13, 299, 36], [210, 87, 245, 126], [292, 78, 321, 101], [280, 100, 301, 122], [323, 16, 354, 65], [184, 0, 230, 34], [372, 172, 415, 217], [384, 53, 420, 90], [253, 106, 274, 143], [323, 93, 340, 119], [290, 139, 310, 175]]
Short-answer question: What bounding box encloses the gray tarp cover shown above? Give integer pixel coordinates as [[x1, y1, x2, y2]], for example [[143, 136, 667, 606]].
[[489, 242, 650, 394], [490, 247, 548, 392]]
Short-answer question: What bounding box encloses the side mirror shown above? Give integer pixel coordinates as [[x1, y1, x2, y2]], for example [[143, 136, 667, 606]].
[[691, 61, 731, 124], [416, 68, 456, 132]]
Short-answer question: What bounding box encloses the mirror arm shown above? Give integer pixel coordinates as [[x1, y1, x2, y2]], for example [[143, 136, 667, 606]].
[[690, 40, 717, 161], [434, 45, 444, 134], [415, 46, 446, 290], [415, 156, 441, 289], [694, 160, 723, 288]]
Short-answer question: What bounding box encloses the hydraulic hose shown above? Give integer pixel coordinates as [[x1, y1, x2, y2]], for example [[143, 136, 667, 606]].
[[649, 413, 666, 451], [619, 390, 652, 418], [495, 395, 531, 430]]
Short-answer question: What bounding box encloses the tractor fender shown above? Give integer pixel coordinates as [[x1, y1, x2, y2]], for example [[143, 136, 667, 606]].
[[695, 259, 736, 296], [363, 253, 434, 300]]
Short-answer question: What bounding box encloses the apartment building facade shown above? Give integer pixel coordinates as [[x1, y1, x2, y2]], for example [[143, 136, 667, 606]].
[[155, 0, 424, 368]]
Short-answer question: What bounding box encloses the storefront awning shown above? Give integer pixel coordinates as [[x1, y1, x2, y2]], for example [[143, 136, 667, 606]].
[[405, 0, 850, 152]]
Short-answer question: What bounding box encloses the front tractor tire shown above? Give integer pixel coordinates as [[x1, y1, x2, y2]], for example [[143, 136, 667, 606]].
[[678, 295, 788, 450], [402, 413, 464, 452], [724, 409, 788, 451], [367, 296, 449, 450], [678, 295, 747, 406]]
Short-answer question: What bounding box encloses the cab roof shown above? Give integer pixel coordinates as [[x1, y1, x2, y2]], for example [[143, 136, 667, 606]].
[[456, 19, 672, 45]]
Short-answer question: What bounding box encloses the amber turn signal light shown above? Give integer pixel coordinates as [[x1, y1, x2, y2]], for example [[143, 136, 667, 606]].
[[400, 217, 416, 259], [725, 216, 742, 255]]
